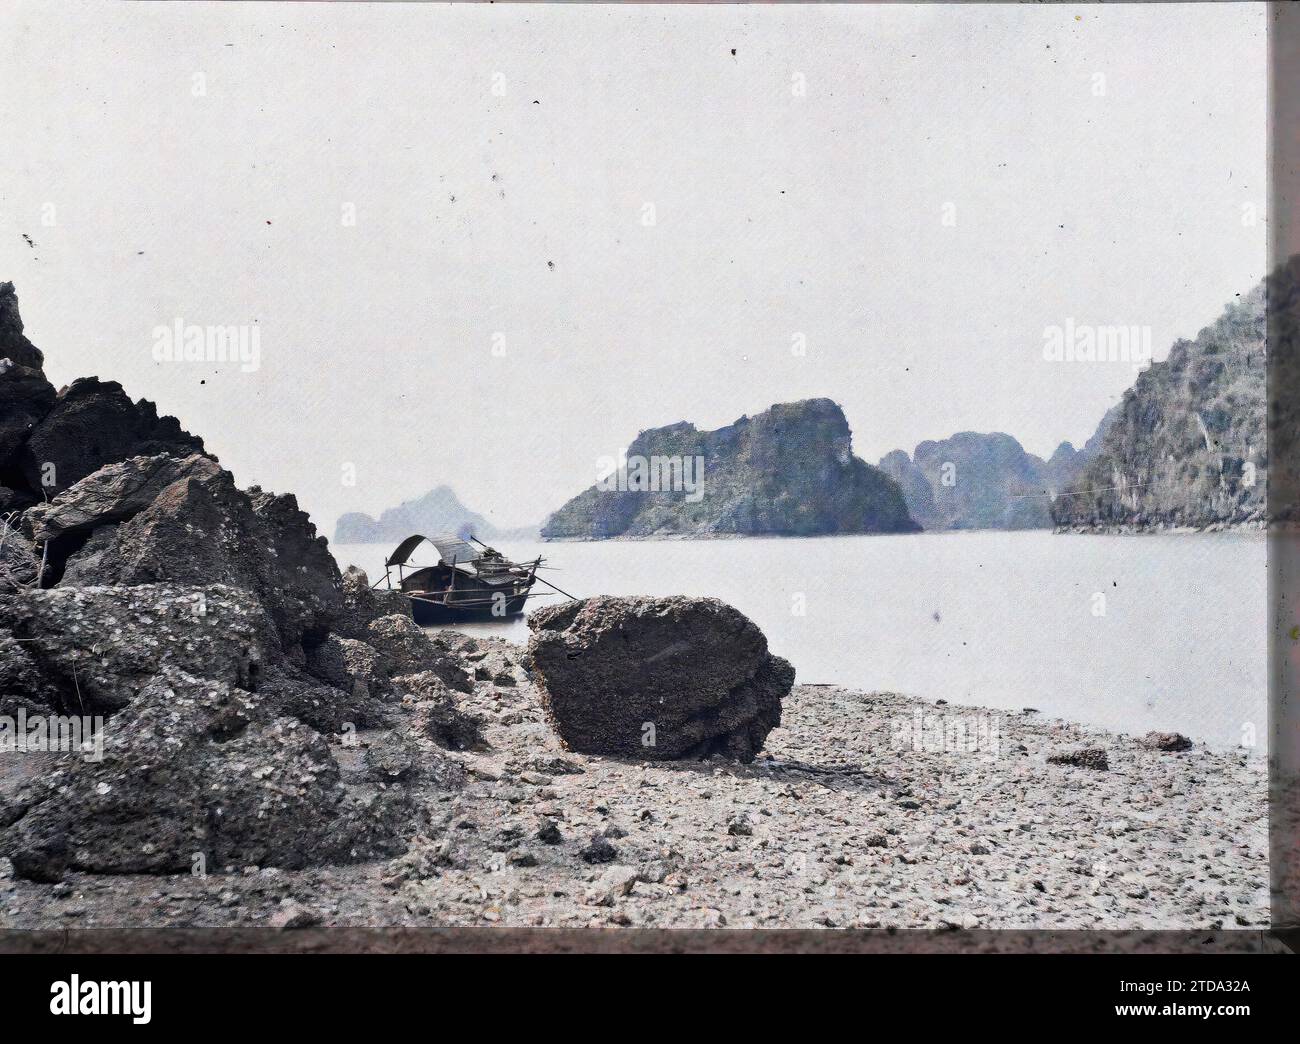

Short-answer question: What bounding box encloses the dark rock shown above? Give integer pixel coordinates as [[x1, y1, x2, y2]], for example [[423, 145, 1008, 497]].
[[364, 732, 420, 782], [56, 524, 119, 585], [0, 630, 63, 715], [726, 814, 753, 836], [19, 377, 207, 496], [245, 487, 341, 647], [1141, 731, 1193, 752], [527, 595, 793, 762], [528, 754, 585, 776], [257, 665, 385, 733], [0, 671, 418, 878], [24, 454, 220, 543], [0, 486, 37, 516], [1047, 747, 1110, 771], [579, 835, 619, 864], [0, 282, 56, 472], [541, 398, 918, 538], [304, 635, 389, 703], [0, 517, 39, 588], [536, 820, 563, 845]]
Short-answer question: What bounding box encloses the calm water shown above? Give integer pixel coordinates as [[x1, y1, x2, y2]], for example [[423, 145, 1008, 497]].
[[334, 532, 1266, 749]]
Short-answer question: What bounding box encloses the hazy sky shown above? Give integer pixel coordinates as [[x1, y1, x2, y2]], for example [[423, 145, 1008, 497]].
[[1, 2, 1267, 533]]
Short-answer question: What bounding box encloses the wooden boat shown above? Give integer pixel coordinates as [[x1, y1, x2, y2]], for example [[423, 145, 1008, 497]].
[[379, 534, 544, 624]]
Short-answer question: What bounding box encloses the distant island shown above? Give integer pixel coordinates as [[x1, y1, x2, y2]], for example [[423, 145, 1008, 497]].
[[541, 398, 919, 539], [876, 415, 1115, 532], [335, 485, 537, 544]]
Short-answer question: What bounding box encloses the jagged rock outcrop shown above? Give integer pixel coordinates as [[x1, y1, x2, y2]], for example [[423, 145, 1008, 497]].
[[542, 399, 917, 539], [24, 453, 222, 542], [0, 282, 56, 478], [0, 515, 39, 588], [331, 565, 413, 639], [23, 453, 342, 657], [335, 486, 498, 543], [526, 595, 794, 761], [1051, 280, 1266, 530], [0, 282, 491, 882], [18, 377, 207, 496], [366, 614, 473, 693], [0, 285, 208, 511]]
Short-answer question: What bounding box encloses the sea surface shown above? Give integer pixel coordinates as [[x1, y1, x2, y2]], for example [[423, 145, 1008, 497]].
[[332, 532, 1266, 750]]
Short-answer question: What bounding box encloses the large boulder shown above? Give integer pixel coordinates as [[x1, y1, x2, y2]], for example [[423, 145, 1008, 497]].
[[526, 595, 793, 761], [0, 584, 276, 715], [18, 376, 207, 495], [0, 671, 417, 880]]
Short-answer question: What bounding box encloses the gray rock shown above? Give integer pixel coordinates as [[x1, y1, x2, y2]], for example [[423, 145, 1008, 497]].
[[400, 672, 489, 751], [0, 517, 39, 588], [1141, 731, 1193, 752], [366, 614, 471, 692], [0, 282, 56, 472], [24, 453, 221, 543], [18, 377, 207, 496], [331, 566, 413, 641], [0, 584, 274, 714]]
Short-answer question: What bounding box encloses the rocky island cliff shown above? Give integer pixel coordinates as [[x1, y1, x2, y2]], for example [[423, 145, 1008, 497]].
[[541, 399, 918, 539], [1051, 278, 1267, 532]]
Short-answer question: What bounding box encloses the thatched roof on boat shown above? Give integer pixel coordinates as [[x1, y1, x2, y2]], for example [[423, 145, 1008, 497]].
[[385, 534, 482, 568]]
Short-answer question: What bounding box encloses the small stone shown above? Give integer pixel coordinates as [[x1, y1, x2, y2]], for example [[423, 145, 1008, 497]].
[[580, 836, 618, 865], [536, 821, 563, 845], [1141, 731, 1193, 752], [270, 902, 321, 929], [1047, 748, 1109, 771], [727, 814, 753, 836]]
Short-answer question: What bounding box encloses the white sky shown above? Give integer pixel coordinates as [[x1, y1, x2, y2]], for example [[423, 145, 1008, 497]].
[[1, 2, 1267, 532]]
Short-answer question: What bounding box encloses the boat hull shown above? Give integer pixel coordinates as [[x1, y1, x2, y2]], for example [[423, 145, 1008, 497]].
[[408, 592, 531, 625]]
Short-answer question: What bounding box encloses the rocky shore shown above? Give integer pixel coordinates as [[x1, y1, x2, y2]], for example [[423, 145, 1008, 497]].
[[0, 655, 1267, 931], [0, 281, 1270, 934]]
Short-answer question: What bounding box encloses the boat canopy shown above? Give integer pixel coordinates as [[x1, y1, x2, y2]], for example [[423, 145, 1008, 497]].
[[385, 534, 482, 568]]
